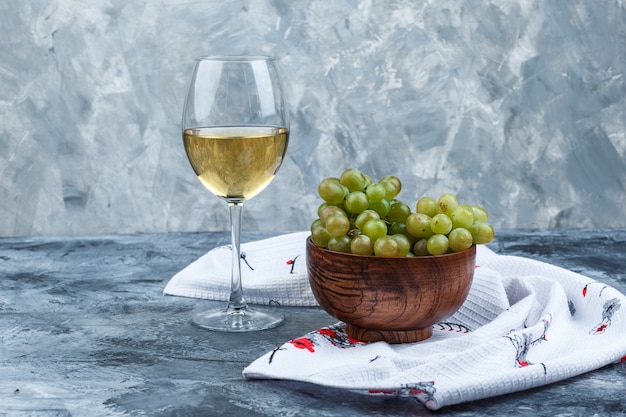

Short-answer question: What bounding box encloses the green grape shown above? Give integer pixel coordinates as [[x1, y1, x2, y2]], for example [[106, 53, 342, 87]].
[[325, 214, 350, 237], [345, 191, 369, 214], [392, 234, 411, 257], [365, 182, 386, 202], [311, 224, 332, 248], [413, 238, 430, 256], [471, 206, 489, 222], [363, 174, 373, 188], [317, 203, 329, 218], [318, 177, 346, 204], [430, 213, 452, 235], [374, 235, 400, 257], [448, 227, 473, 252], [317, 202, 346, 218], [469, 222, 495, 244], [388, 222, 416, 244], [380, 175, 401, 192], [405, 213, 433, 239], [350, 234, 373, 255], [362, 218, 387, 243], [327, 235, 352, 253], [427, 234, 449, 256], [386, 200, 411, 223], [310, 218, 323, 230], [319, 205, 347, 224], [437, 193, 459, 215], [450, 205, 474, 229], [415, 196, 438, 217], [368, 198, 391, 217], [380, 176, 401, 200], [340, 168, 367, 192], [355, 209, 380, 230]]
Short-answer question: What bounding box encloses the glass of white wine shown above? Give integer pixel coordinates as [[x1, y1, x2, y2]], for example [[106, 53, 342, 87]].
[[181, 56, 289, 331]]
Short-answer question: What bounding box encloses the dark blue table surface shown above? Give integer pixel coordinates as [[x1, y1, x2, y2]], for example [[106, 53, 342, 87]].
[[1, 229, 625, 416]]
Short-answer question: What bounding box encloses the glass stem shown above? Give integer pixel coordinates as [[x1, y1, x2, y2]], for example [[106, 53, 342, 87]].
[[227, 202, 247, 311]]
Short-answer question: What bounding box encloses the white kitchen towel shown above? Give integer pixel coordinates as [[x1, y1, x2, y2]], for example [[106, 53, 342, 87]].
[[239, 234, 626, 410], [163, 231, 315, 306], [165, 232, 626, 410]]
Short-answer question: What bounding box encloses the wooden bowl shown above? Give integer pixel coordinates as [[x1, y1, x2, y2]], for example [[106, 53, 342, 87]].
[[306, 237, 476, 344]]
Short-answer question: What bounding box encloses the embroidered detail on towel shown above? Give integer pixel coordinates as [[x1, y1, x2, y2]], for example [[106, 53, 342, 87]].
[[436, 322, 471, 333]]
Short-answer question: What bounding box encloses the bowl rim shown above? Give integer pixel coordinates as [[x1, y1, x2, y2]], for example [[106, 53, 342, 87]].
[[306, 235, 476, 260]]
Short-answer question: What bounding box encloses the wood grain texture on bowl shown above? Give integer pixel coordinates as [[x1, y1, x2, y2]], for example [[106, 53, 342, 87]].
[[306, 237, 476, 343]]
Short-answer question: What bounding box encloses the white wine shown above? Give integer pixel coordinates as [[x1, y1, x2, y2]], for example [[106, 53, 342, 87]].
[[183, 126, 289, 201]]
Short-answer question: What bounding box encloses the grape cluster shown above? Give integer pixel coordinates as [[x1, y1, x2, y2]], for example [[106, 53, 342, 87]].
[[310, 168, 495, 257]]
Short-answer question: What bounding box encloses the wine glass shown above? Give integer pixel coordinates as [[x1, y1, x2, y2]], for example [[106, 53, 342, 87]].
[[181, 56, 289, 331]]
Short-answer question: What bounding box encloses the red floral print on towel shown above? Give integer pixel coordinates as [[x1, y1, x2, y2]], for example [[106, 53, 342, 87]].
[[368, 382, 437, 408], [590, 298, 622, 335], [582, 281, 608, 297], [286, 324, 368, 354], [285, 254, 302, 274], [289, 336, 316, 352], [506, 314, 550, 370]]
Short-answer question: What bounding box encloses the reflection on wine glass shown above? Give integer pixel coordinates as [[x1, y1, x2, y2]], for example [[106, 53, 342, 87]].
[[182, 56, 289, 331]]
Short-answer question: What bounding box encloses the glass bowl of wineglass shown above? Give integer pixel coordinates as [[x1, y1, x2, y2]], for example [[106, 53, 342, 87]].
[[181, 56, 289, 331]]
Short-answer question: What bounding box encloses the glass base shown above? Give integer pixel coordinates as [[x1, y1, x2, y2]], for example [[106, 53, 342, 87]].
[[191, 306, 285, 332]]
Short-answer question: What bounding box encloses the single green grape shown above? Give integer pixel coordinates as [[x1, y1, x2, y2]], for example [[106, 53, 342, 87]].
[[386, 200, 411, 223], [374, 235, 400, 257], [319, 205, 347, 224], [450, 205, 474, 229], [368, 198, 391, 217], [388, 222, 416, 245], [340, 168, 367, 192], [437, 193, 459, 215], [413, 238, 430, 256], [318, 177, 346, 204], [365, 182, 386, 202], [362, 218, 388, 243], [327, 235, 352, 253], [427, 234, 449, 255], [430, 213, 453, 235], [448, 227, 473, 252], [345, 191, 369, 214], [415, 196, 438, 217], [311, 224, 332, 248], [317, 202, 334, 218], [325, 214, 350, 237], [380, 176, 401, 200], [363, 173, 373, 188], [469, 222, 495, 244], [355, 209, 380, 230], [350, 234, 373, 255], [405, 213, 433, 239], [391, 234, 411, 257], [310, 218, 324, 231], [471, 206, 489, 222]]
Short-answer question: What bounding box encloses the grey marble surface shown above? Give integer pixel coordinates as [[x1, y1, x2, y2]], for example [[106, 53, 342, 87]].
[[1, 229, 625, 416], [1, 1, 626, 238]]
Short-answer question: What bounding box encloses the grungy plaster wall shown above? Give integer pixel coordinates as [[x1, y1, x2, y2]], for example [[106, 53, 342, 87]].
[[1, 0, 625, 237]]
